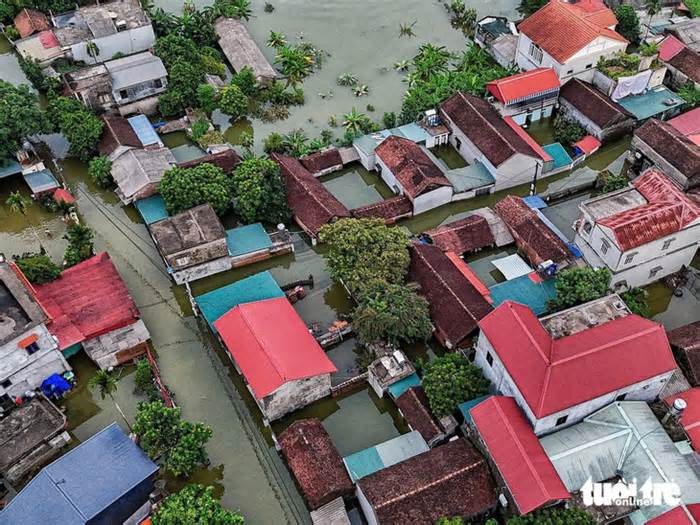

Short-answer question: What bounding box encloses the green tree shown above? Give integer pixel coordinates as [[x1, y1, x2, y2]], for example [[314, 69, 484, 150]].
[[411, 44, 454, 84], [518, 0, 547, 16], [685, 0, 700, 16], [548, 267, 612, 311], [155, 34, 202, 70], [160, 163, 232, 215], [600, 172, 628, 193], [353, 280, 432, 345], [231, 156, 290, 224], [422, 353, 489, 417], [0, 80, 50, 162], [645, 0, 661, 39], [267, 30, 287, 48], [219, 84, 249, 119], [230, 66, 258, 97], [134, 358, 159, 401], [507, 507, 596, 525], [153, 484, 244, 525], [275, 45, 313, 87], [281, 129, 310, 157], [614, 5, 641, 43], [196, 84, 219, 114], [263, 131, 285, 154], [436, 518, 464, 525], [621, 287, 650, 317], [89, 369, 131, 430], [553, 115, 586, 147], [318, 218, 411, 295], [14, 253, 62, 284], [63, 223, 95, 267], [88, 156, 113, 187], [382, 111, 397, 129], [133, 401, 213, 477], [679, 82, 700, 108], [48, 97, 103, 162]]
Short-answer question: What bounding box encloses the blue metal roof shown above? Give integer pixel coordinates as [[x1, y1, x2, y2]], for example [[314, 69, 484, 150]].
[[458, 395, 491, 424], [522, 195, 547, 210], [195, 271, 284, 330], [387, 372, 421, 399], [489, 273, 557, 315], [23, 169, 59, 194], [0, 423, 158, 525], [134, 194, 169, 225], [617, 86, 685, 121], [227, 223, 272, 257], [0, 160, 22, 179], [127, 114, 161, 147], [542, 143, 573, 170], [343, 431, 429, 482]]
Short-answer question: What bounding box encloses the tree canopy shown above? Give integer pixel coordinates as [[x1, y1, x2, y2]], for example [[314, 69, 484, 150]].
[[48, 97, 103, 162], [548, 267, 612, 311], [422, 353, 489, 417], [63, 223, 95, 267], [160, 163, 232, 216], [507, 507, 596, 525], [88, 156, 113, 187], [552, 115, 585, 148], [614, 5, 641, 43], [230, 156, 290, 224], [0, 80, 50, 162], [219, 84, 249, 119], [14, 253, 62, 284], [133, 400, 213, 478], [352, 280, 432, 345], [153, 484, 244, 525], [318, 218, 411, 295]]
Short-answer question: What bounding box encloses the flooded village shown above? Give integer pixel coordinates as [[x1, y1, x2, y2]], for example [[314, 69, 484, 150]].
[[1, 0, 700, 523]]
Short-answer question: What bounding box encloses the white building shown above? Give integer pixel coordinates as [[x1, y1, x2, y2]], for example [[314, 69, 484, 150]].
[[474, 295, 676, 436], [0, 261, 70, 404], [574, 169, 700, 288], [516, 0, 628, 82], [486, 67, 561, 125]]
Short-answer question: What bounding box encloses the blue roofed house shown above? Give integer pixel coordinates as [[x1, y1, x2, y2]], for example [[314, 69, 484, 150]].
[[0, 422, 158, 525], [343, 431, 429, 482]]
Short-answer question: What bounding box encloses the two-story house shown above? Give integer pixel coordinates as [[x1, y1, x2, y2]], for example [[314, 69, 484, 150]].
[[0, 260, 71, 405], [486, 67, 560, 125], [516, 0, 628, 82], [474, 295, 677, 436], [573, 169, 700, 288]]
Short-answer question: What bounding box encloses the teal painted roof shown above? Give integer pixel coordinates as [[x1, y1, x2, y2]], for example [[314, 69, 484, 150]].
[[0, 160, 22, 179], [489, 273, 557, 315], [353, 123, 429, 157], [195, 271, 284, 330], [387, 372, 421, 399], [617, 86, 685, 121], [23, 169, 59, 193], [542, 143, 573, 170], [458, 395, 491, 424], [444, 163, 495, 193], [343, 431, 429, 482], [227, 223, 272, 257], [135, 195, 169, 225]]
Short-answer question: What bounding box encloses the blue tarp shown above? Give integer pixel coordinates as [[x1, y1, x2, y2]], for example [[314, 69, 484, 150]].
[[386, 372, 421, 399], [40, 373, 71, 398], [489, 273, 557, 315], [0, 423, 158, 525], [134, 195, 169, 225], [23, 169, 59, 194], [127, 114, 161, 147], [458, 395, 491, 424], [195, 271, 285, 330], [227, 223, 273, 257]]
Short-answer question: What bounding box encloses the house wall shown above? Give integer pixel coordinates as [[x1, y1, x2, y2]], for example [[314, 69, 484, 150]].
[[172, 256, 233, 285], [356, 485, 379, 525], [628, 135, 694, 190], [112, 77, 167, 106], [0, 324, 71, 399], [413, 186, 453, 215], [164, 238, 229, 271], [69, 25, 156, 64], [82, 320, 150, 370], [117, 95, 161, 117], [516, 33, 627, 82], [664, 63, 700, 91], [376, 155, 402, 194], [558, 98, 634, 142], [89, 474, 155, 525], [474, 332, 674, 436], [262, 374, 332, 421]]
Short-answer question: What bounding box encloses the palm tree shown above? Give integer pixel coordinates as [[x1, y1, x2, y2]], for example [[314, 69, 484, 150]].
[[413, 44, 453, 82], [644, 0, 661, 39], [282, 129, 310, 157], [6, 191, 41, 245], [275, 45, 313, 87], [342, 108, 370, 135], [89, 369, 131, 430], [267, 30, 287, 49]]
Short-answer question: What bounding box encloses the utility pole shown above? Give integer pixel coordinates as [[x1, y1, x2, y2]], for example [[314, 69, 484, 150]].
[[530, 163, 540, 196]]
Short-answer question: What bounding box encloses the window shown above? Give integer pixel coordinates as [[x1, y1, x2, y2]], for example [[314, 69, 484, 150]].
[[0, 379, 11, 389], [529, 42, 543, 63], [624, 252, 636, 264], [154, 78, 163, 88], [26, 342, 40, 355], [582, 222, 592, 234], [455, 137, 462, 150], [119, 89, 128, 99], [616, 393, 627, 401], [556, 415, 568, 426], [566, 69, 574, 75], [662, 238, 674, 250], [601, 239, 610, 254], [585, 63, 593, 69], [486, 351, 493, 367], [649, 266, 663, 279]]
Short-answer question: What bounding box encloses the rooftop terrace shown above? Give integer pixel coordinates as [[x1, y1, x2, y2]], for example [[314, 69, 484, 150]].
[[617, 86, 685, 121], [540, 293, 630, 339]]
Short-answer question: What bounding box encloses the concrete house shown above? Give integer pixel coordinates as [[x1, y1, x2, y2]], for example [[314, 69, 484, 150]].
[[558, 78, 635, 142], [515, 0, 628, 82], [110, 146, 177, 204], [474, 295, 677, 436], [149, 204, 231, 284], [214, 297, 337, 421], [52, 0, 155, 64], [629, 117, 700, 191], [474, 16, 518, 68], [0, 261, 70, 402], [573, 169, 700, 288], [64, 52, 168, 116], [440, 92, 546, 192], [486, 68, 561, 125], [367, 350, 415, 398], [374, 136, 453, 214]]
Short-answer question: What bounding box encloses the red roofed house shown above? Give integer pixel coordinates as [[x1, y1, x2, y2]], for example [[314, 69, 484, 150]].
[[486, 67, 560, 125], [213, 297, 337, 421], [516, 0, 627, 82], [33, 253, 150, 369], [665, 388, 700, 452], [574, 169, 700, 287], [13, 8, 50, 39], [375, 136, 453, 214], [469, 396, 569, 515], [474, 295, 677, 435], [659, 35, 700, 90]]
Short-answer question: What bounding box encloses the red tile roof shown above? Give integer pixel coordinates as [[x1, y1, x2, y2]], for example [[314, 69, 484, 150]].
[[299, 148, 343, 175], [470, 396, 570, 514], [350, 195, 413, 224], [486, 68, 560, 104], [668, 321, 700, 386], [598, 169, 700, 251], [665, 388, 700, 452], [424, 214, 495, 255], [272, 153, 350, 237], [440, 92, 542, 167], [38, 30, 59, 49], [647, 505, 700, 525], [178, 149, 241, 174], [356, 439, 497, 523], [52, 188, 75, 205], [34, 253, 141, 350], [504, 117, 553, 162], [573, 135, 601, 154], [395, 386, 444, 445], [14, 8, 50, 39], [213, 297, 337, 399], [669, 108, 700, 146], [667, 47, 700, 84], [517, 0, 626, 63], [99, 115, 142, 156], [659, 35, 687, 61], [278, 419, 353, 510], [375, 136, 451, 200], [478, 301, 676, 418]]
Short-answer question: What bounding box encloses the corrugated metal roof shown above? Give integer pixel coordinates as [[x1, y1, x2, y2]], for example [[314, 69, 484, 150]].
[[23, 169, 59, 193], [491, 253, 533, 280], [106, 52, 167, 91], [227, 223, 272, 257], [0, 160, 22, 179], [135, 195, 169, 225], [127, 114, 161, 147], [386, 372, 421, 399], [444, 162, 495, 193], [488, 273, 557, 315], [343, 431, 429, 482]]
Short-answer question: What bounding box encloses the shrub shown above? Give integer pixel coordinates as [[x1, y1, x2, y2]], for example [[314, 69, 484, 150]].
[[87, 156, 113, 187], [160, 163, 231, 215], [134, 358, 159, 401], [196, 84, 218, 114], [614, 5, 641, 43], [548, 266, 612, 311], [197, 129, 226, 149], [423, 354, 489, 417], [63, 223, 95, 267], [600, 172, 628, 193], [263, 131, 285, 154], [153, 485, 244, 525], [190, 119, 210, 142], [230, 66, 258, 97], [14, 254, 62, 284], [219, 84, 249, 119], [621, 287, 650, 317], [553, 115, 586, 147]]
